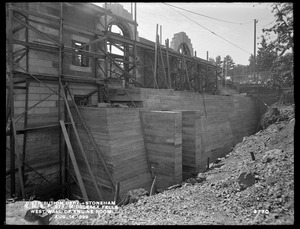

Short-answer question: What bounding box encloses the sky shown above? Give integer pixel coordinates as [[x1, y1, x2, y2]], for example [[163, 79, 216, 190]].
[[94, 2, 277, 66]]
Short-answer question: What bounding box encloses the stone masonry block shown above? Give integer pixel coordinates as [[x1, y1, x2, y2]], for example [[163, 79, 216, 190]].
[[33, 107, 51, 114], [14, 100, 26, 108]]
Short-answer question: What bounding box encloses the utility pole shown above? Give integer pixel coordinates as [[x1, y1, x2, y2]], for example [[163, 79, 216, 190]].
[[254, 19, 257, 91], [254, 18, 260, 129], [225, 58, 228, 88]]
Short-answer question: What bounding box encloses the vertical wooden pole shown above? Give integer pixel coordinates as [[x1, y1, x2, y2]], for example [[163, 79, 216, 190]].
[[114, 182, 120, 204], [104, 3, 108, 80], [215, 70, 218, 93], [158, 45, 167, 88], [153, 24, 159, 89], [7, 4, 15, 197], [134, 3, 137, 80], [11, 118, 25, 199], [165, 39, 171, 89], [184, 59, 192, 90], [62, 83, 103, 200], [160, 25, 162, 45], [60, 120, 88, 201], [64, 85, 69, 197], [58, 2, 63, 186], [22, 80, 29, 183]]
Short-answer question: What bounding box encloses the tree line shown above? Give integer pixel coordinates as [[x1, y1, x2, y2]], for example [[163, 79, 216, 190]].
[[211, 3, 293, 89]]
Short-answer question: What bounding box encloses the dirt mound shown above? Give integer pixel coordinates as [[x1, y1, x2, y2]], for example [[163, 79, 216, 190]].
[[260, 103, 294, 129]]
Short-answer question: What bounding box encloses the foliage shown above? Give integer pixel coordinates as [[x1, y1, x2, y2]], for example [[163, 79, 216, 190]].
[[215, 55, 223, 68], [267, 52, 293, 89], [256, 36, 277, 72], [223, 55, 235, 76], [246, 3, 294, 88], [262, 3, 293, 57]]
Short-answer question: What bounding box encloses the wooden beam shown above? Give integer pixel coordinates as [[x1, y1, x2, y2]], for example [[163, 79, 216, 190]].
[[12, 39, 58, 53], [114, 182, 120, 204], [184, 58, 192, 90], [79, 36, 108, 49], [14, 51, 27, 64], [165, 39, 172, 89], [97, 46, 143, 87], [158, 44, 168, 88], [12, 24, 26, 34], [16, 122, 71, 135], [60, 82, 103, 200], [7, 5, 16, 197], [153, 24, 159, 89], [11, 117, 25, 199], [11, 5, 60, 22], [13, 47, 27, 57], [13, 70, 106, 84], [66, 86, 116, 190], [12, 15, 60, 46], [60, 120, 89, 201]]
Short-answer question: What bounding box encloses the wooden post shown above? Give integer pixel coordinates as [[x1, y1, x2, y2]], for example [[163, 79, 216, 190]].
[[114, 182, 120, 204], [160, 25, 162, 45], [60, 120, 88, 201], [104, 3, 108, 79], [66, 86, 116, 190], [206, 157, 210, 171], [158, 44, 168, 88], [184, 59, 192, 90], [150, 176, 157, 196], [134, 3, 137, 80], [165, 39, 171, 89], [250, 152, 256, 161], [58, 1, 63, 188], [60, 82, 103, 200], [153, 24, 159, 89], [7, 4, 15, 197], [22, 80, 29, 183], [11, 118, 25, 199]]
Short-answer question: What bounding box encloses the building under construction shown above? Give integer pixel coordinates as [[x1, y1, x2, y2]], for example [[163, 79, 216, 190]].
[[6, 3, 259, 202]]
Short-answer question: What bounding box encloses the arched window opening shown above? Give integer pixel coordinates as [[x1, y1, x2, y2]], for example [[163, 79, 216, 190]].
[[178, 42, 191, 57], [107, 23, 130, 79]]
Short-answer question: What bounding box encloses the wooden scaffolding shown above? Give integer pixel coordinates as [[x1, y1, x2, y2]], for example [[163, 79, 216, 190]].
[[6, 2, 221, 200]]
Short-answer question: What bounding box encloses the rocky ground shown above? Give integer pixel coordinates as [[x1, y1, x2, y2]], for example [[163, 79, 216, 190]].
[[5, 104, 294, 225]]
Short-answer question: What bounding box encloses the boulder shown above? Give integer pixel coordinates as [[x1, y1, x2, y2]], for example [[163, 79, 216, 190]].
[[237, 171, 255, 190]]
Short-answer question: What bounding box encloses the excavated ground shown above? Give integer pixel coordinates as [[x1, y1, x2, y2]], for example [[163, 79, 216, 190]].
[[5, 105, 294, 225]]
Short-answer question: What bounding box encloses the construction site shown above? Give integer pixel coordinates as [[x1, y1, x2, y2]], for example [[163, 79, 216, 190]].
[[5, 2, 294, 225]]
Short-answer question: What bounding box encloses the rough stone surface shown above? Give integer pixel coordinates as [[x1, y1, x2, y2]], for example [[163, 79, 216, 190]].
[[237, 171, 255, 190]]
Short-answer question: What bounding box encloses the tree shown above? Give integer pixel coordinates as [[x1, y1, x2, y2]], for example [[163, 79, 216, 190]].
[[215, 55, 223, 68], [248, 54, 255, 73], [267, 52, 293, 89], [233, 64, 248, 84], [256, 36, 277, 72], [263, 3, 293, 57], [261, 3, 293, 88], [223, 55, 235, 76]]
